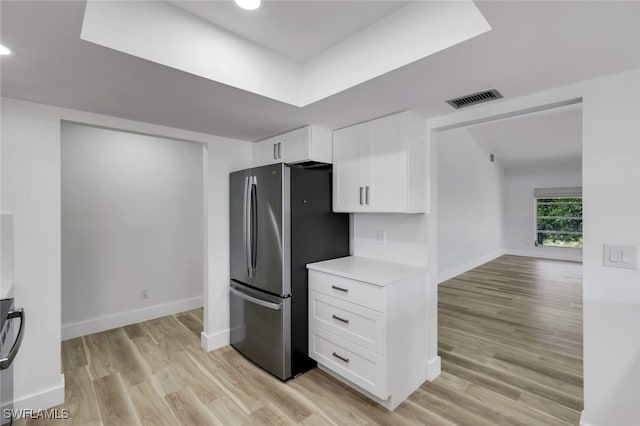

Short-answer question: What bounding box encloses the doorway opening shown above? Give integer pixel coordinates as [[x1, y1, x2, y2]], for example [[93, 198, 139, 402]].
[[60, 122, 206, 342], [429, 102, 584, 424]]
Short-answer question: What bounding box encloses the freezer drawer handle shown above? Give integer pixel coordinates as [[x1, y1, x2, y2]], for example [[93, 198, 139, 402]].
[[0, 308, 25, 370], [332, 352, 350, 363], [332, 314, 349, 324], [331, 285, 349, 293], [230, 287, 282, 311]]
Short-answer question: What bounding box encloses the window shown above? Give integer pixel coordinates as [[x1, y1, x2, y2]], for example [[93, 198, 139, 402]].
[[534, 187, 583, 248]]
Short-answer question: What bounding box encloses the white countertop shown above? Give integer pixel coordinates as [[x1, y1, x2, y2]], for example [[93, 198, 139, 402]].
[[307, 256, 426, 287]]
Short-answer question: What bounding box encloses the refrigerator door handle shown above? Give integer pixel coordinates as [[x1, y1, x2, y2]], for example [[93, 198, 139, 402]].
[[230, 287, 282, 311], [249, 176, 258, 276], [244, 176, 252, 277]]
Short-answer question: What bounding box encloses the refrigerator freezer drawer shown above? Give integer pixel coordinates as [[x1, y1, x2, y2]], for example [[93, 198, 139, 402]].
[[229, 282, 291, 380], [309, 326, 387, 399]]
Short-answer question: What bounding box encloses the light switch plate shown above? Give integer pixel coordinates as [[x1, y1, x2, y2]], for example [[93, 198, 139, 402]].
[[377, 231, 387, 245], [603, 244, 637, 269]]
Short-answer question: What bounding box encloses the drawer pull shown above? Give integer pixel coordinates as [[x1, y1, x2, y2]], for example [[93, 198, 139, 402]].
[[331, 285, 349, 293], [332, 352, 350, 363], [332, 314, 349, 324]]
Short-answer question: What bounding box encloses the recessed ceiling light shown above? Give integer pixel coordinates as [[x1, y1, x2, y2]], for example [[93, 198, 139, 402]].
[[234, 0, 261, 11], [0, 44, 12, 56]]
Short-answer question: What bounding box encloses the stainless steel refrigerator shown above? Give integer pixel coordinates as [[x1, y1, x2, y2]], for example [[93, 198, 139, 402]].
[[229, 163, 349, 380]]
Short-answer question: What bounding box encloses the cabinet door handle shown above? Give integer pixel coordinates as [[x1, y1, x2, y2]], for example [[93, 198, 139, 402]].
[[332, 352, 350, 363], [273, 144, 277, 160], [359, 187, 364, 205], [331, 285, 348, 293], [332, 314, 349, 324], [277, 142, 282, 159], [365, 186, 370, 205]]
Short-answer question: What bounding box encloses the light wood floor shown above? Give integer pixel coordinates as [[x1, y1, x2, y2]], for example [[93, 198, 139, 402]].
[[19, 255, 583, 425]]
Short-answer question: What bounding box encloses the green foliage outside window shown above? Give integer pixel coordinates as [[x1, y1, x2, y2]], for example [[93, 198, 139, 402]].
[[536, 197, 583, 248]]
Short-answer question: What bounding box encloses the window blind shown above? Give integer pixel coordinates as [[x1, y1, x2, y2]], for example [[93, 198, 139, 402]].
[[534, 187, 582, 198]]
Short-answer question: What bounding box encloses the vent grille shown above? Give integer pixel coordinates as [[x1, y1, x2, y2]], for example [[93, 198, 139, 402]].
[[446, 89, 503, 109]]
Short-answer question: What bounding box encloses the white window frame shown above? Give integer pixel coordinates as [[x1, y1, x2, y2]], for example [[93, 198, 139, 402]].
[[533, 187, 583, 249]]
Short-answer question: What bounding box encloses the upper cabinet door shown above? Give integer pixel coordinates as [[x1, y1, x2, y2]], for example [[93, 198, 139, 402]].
[[280, 127, 310, 164], [331, 111, 427, 214], [254, 126, 332, 167], [333, 124, 367, 213], [254, 137, 280, 167], [365, 113, 408, 212]]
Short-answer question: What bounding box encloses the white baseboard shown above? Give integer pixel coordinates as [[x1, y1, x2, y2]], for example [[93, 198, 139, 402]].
[[425, 356, 441, 381], [62, 296, 203, 340], [579, 411, 597, 426], [506, 248, 582, 263], [12, 374, 65, 411], [437, 250, 506, 284], [201, 329, 229, 352]]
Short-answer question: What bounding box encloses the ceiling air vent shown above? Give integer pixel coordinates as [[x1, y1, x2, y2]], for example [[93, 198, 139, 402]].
[[446, 89, 503, 109]]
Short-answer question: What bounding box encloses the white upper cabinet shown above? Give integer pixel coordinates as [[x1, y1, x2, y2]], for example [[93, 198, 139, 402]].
[[332, 124, 367, 212], [333, 111, 427, 213], [254, 126, 332, 167]]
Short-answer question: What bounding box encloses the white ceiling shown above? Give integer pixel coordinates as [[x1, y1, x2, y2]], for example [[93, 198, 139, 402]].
[[80, 1, 490, 106], [169, 1, 409, 62], [466, 105, 582, 169], [1, 1, 638, 142]]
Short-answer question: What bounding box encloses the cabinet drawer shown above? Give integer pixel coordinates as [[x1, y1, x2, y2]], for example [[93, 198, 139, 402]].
[[309, 271, 385, 312], [309, 291, 384, 355], [309, 326, 387, 399]]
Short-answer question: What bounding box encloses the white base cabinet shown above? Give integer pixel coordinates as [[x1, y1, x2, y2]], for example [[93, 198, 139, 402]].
[[307, 256, 427, 410], [332, 111, 427, 213], [254, 125, 332, 167]]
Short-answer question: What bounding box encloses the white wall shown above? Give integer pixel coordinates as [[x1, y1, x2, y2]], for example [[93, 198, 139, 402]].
[[1, 100, 64, 410], [1, 213, 15, 298], [428, 69, 640, 426], [580, 71, 639, 426], [504, 161, 583, 262], [0, 97, 253, 411], [352, 213, 427, 267], [61, 123, 204, 339], [436, 128, 505, 283]]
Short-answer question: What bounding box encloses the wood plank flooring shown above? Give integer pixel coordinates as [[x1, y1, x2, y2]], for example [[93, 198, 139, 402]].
[[18, 255, 582, 425]]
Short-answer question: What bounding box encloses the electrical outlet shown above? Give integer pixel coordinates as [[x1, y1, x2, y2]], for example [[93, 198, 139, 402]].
[[141, 288, 149, 299], [377, 231, 387, 244]]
